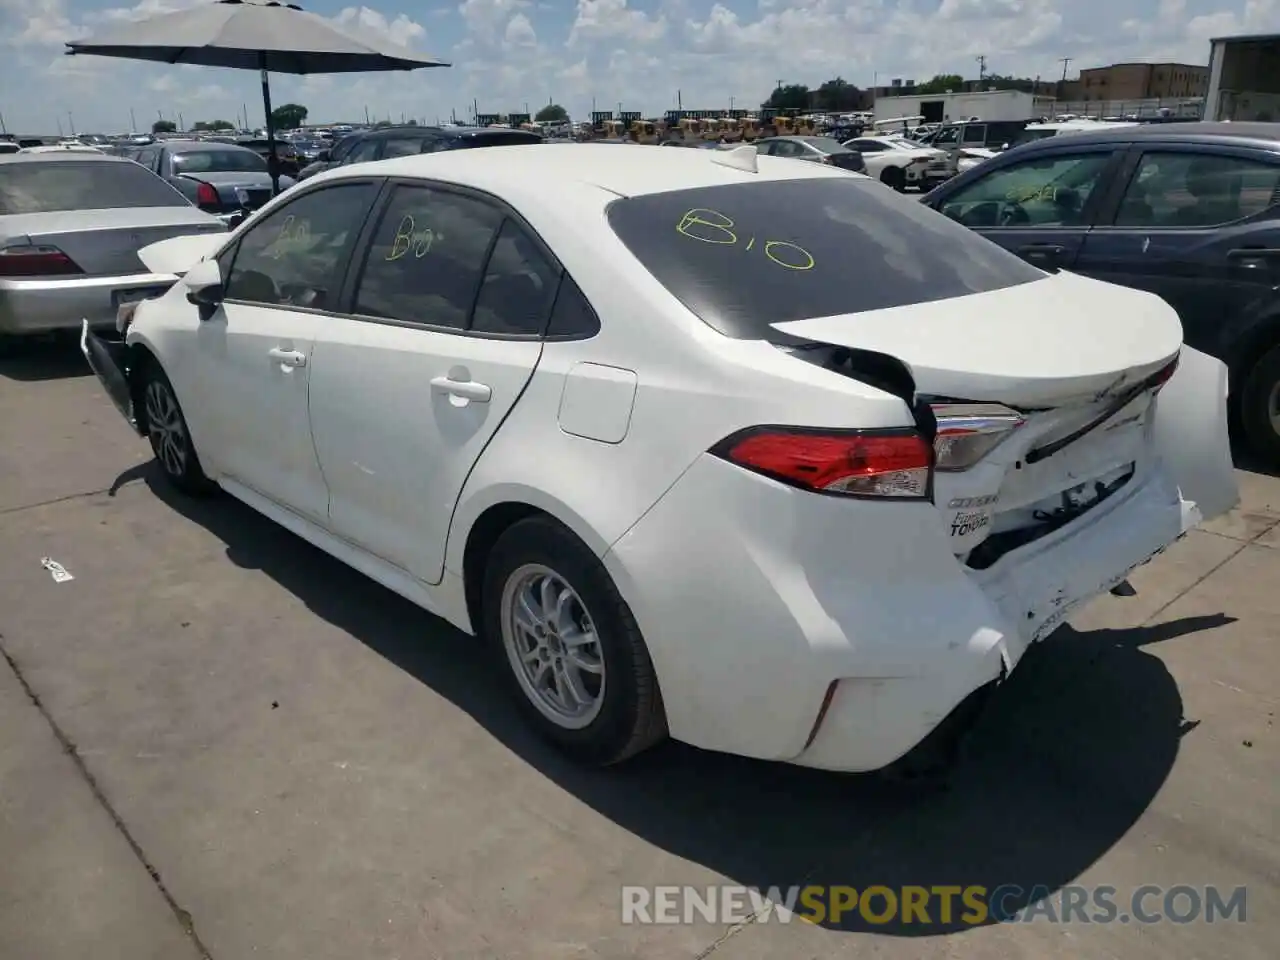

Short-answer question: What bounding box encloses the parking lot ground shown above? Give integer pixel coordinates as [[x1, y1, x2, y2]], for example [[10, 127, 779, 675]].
[[1, 344, 1278, 959]]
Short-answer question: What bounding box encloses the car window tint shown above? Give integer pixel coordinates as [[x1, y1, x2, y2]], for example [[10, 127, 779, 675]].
[[381, 137, 425, 159], [471, 219, 561, 335], [352, 185, 501, 328], [330, 136, 358, 161], [1116, 151, 1280, 228], [0, 160, 191, 214], [545, 275, 601, 338], [223, 183, 374, 310], [607, 177, 1043, 339], [345, 139, 382, 164], [937, 153, 1112, 228]]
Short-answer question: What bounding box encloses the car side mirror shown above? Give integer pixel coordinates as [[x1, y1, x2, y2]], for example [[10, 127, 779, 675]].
[[1001, 143, 1010, 151], [317, 149, 330, 162], [183, 257, 224, 309], [227, 211, 247, 229]]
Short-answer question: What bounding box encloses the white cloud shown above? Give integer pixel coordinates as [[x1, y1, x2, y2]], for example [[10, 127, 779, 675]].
[[1, 0, 1277, 132]]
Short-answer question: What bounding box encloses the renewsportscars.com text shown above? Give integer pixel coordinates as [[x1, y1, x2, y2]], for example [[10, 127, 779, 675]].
[[620, 884, 1248, 926]]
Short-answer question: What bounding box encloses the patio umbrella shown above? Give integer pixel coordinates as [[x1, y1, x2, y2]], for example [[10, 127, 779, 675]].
[[66, 0, 450, 194]]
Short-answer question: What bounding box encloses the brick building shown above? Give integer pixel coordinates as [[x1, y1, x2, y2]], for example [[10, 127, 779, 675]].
[[1072, 62, 1209, 101]]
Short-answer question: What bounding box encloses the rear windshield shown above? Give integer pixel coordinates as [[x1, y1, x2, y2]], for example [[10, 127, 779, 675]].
[[606, 177, 1043, 338], [172, 149, 267, 173], [0, 160, 190, 214]]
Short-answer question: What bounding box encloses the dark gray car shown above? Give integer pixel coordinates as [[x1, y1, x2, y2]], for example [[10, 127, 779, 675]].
[[296, 125, 543, 180], [125, 139, 295, 220]]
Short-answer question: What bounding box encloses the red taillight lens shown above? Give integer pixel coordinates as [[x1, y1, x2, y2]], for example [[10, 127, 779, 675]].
[[1147, 353, 1179, 393], [195, 182, 219, 208], [0, 245, 82, 277], [713, 428, 933, 499]]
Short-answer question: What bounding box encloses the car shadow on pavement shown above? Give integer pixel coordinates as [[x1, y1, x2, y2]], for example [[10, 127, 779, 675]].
[[0, 336, 93, 382], [134, 466, 1235, 938]]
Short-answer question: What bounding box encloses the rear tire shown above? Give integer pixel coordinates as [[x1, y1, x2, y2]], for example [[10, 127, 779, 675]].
[[481, 516, 667, 765], [1239, 343, 1280, 468], [881, 166, 907, 192], [138, 359, 216, 496]]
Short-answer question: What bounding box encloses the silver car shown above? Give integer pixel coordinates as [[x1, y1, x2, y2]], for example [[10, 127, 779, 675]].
[[0, 152, 226, 342]]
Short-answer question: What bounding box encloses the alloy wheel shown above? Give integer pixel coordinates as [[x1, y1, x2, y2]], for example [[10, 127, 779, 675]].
[[500, 563, 606, 729], [144, 380, 187, 477]]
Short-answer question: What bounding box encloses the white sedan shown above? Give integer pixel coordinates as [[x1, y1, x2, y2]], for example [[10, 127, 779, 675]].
[[843, 135, 950, 190], [83, 143, 1238, 776]]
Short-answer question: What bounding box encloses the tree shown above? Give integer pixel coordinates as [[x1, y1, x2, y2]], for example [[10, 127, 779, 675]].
[[270, 103, 308, 129], [152, 119, 176, 134], [815, 77, 862, 112], [191, 120, 235, 132], [761, 83, 811, 112], [536, 103, 569, 123], [914, 74, 965, 95]]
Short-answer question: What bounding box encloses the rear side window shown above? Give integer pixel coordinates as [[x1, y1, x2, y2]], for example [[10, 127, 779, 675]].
[[471, 219, 561, 335], [0, 160, 190, 214], [382, 137, 427, 159], [1116, 151, 1280, 227], [450, 132, 541, 149], [606, 177, 1043, 338]]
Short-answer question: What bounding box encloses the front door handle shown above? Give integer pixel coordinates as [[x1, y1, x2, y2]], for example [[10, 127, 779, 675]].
[[267, 347, 306, 368], [430, 375, 492, 403], [1017, 243, 1066, 259]]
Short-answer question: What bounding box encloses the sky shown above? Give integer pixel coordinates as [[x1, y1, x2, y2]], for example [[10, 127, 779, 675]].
[[1, 0, 1278, 134]]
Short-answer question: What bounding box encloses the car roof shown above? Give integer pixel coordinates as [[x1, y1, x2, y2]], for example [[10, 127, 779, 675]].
[[330, 142, 850, 199], [162, 139, 260, 153], [0, 151, 130, 165], [1010, 121, 1280, 151]]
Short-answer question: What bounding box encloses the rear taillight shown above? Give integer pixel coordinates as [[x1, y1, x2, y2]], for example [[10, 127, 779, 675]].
[[931, 403, 1025, 471], [195, 182, 219, 208], [0, 244, 83, 277], [712, 427, 933, 499], [1147, 353, 1179, 393]]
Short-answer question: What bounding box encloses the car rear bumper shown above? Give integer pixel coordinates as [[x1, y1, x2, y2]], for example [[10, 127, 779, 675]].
[[602, 452, 1196, 773], [80, 320, 142, 433], [0, 272, 175, 335]]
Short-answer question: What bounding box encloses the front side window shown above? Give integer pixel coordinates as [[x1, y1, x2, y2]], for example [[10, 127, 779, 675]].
[[937, 152, 1113, 228], [352, 185, 501, 328], [344, 139, 383, 164], [223, 183, 375, 309], [849, 139, 884, 152], [607, 177, 1043, 339], [381, 137, 427, 159], [1114, 151, 1280, 227]]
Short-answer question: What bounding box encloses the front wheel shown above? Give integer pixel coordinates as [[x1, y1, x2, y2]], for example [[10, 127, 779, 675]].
[[1239, 343, 1280, 468], [482, 516, 667, 765], [881, 166, 906, 192], [139, 360, 216, 495]]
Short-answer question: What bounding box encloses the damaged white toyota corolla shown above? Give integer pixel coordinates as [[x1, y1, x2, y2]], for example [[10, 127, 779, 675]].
[[82, 143, 1238, 776]]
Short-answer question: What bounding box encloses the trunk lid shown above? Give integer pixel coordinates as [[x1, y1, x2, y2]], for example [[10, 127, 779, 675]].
[[772, 271, 1185, 567], [176, 172, 275, 213], [770, 271, 1181, 408], [1, 208, 226, 277]]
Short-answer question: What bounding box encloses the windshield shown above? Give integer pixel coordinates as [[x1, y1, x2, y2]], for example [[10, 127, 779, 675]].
[[883, 136, 920, 150], [171, 149, 268, 173], [800, 137, 850, 155], [606, 178, 1043, 339], [0, 160, 190, 214]]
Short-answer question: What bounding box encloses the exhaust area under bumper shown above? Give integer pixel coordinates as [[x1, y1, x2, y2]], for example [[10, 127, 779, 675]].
[[80, 318, 141, 434]]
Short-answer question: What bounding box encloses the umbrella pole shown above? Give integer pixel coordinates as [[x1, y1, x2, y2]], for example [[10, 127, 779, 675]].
[[259, 53, 280, 196]]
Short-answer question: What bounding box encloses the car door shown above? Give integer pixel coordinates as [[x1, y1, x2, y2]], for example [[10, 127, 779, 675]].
[[928, 145, 1125, 271], [306, 182, 556, 584], [189, 180, 381, 522], [1074, 144, 1280, 361]]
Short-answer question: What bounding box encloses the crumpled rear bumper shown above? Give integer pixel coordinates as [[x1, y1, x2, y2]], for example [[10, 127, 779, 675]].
[[80, 319, 141, 434]]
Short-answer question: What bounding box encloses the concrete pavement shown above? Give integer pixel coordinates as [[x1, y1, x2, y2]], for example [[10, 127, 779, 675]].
[[1, 342, 1276, 958]]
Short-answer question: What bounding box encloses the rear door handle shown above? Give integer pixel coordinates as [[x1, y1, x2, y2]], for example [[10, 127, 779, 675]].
[[430, 375, 492, 403], [267, 347, 306, 368], [1227, 247, 1280, 268], [1017, 243, 1066, 257]]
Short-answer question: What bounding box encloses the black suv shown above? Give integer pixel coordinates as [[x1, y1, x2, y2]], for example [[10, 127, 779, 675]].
[[296, 125, 543, 180]]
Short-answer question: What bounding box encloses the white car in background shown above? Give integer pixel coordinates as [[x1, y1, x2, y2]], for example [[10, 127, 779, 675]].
[[82, 144, 1237, 777], [843, 134, 950, 191], [956, 146, 999, 174]]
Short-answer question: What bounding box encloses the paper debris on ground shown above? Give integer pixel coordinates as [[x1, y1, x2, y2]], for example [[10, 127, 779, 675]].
[[40, 558, 74, 583]]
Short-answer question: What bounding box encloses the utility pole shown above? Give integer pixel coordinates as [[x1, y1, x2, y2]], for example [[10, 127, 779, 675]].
[[67, 111, 75, 135], [677, 89, 682, 111], [1059, 57, 1072, 83], [178, 111, 184, 132], [975, 55, 987, 84], [0, 111, 7, 136], [130, 107, 136, 133]]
